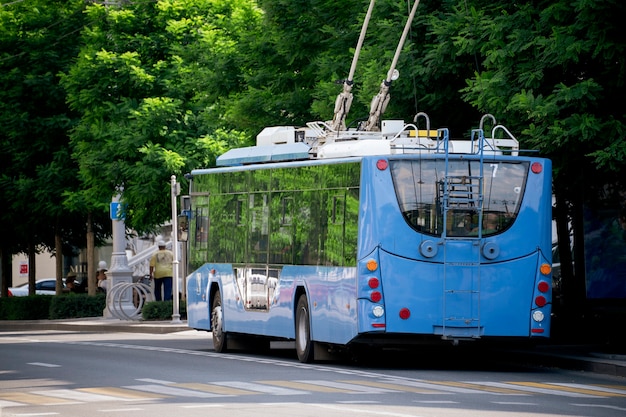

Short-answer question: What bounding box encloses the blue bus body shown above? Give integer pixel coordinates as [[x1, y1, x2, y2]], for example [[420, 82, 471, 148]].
[[186, 124, 553, 361]]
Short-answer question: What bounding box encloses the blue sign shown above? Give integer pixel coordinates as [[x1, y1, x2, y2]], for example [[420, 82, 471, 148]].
[[110, 202, 126, 220]]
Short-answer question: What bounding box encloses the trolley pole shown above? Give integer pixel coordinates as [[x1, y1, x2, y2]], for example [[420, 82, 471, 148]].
[[171, 175, 181, 323]]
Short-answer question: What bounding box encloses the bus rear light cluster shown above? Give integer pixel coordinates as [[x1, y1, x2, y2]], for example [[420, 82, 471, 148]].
[[540, 263, 551, 275], [366, 259, 378, 271], [535, 279, 550, 307], [364, 258, 385, 326], [535, 295, 547, 307], [376, 159, 388, 170], [532, 310, 545, 322], [369, 276, 382, 302], [531, 162, 543, 174]]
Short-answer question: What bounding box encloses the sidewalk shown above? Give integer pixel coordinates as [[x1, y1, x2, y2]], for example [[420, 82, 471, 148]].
[[0, 317, 189, 334], [1, 317, 625, 377]]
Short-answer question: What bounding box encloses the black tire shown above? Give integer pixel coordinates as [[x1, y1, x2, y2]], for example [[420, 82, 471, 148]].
[[295, 294, 314, 363], [211, 291, 228, 353]]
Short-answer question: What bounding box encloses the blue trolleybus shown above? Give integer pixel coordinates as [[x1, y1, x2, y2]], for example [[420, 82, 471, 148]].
[[185, 112, 553, 363]]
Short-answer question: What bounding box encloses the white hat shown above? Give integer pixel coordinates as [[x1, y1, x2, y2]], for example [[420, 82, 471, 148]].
[[157, 239, 166, 247], [98, 260, 108, 271]]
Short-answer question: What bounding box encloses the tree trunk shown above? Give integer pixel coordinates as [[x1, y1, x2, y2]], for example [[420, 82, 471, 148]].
[[55, 231, 63, 294], [87, 212, 96, 296], [0, 248, 12, 297], [28, 243, 36, 296]]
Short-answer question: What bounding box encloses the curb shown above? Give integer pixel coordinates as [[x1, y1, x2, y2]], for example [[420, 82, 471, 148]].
[[0, 318, 190, 334]]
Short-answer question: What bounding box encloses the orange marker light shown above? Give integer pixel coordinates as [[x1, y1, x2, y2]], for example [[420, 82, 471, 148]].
[[366, 259, 378, 271]]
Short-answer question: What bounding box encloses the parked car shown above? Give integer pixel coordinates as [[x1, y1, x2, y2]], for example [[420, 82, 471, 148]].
[[8, 279, 65, 296]]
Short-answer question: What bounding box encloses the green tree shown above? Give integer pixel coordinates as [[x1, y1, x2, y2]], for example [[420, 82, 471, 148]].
[[62, 0, 259, 234], [423, 0, 626, 312], [0, 0, 97, 296]]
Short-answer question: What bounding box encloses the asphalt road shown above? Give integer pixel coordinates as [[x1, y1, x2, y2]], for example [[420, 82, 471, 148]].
[[1, 329, 626, 417]]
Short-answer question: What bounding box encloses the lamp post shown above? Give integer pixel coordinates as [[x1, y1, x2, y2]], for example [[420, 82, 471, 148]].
[[171, 175, 181, 323]]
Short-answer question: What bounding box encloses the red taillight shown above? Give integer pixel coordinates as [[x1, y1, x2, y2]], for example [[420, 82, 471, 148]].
[[376, 159, 388, 170], [368, 277, 379, 289], [531, 162, 542, 173], [371, 291, 382, 303], [531, 328, 545, 333], [537, 281, 549, 293], [535, 295, 547, 307], [7, 290, 12, 297], [399, 308, 411, 320]]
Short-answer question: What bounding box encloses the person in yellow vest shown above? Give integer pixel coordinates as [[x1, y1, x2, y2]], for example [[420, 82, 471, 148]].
[[149, 240, 174, 301]]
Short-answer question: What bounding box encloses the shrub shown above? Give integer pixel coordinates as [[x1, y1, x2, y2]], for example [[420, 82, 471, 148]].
[[142, 300, 187, 321], [0, 295, 52, 320], [49, 294, 106, 319]]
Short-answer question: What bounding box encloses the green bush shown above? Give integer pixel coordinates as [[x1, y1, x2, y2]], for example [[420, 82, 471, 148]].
[[49, 293, 106, 319], [142, 300, 187, 321], [0, 295, 53, 320]]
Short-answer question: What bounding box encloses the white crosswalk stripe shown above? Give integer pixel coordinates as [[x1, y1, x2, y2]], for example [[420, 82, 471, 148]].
[[467, 381, 605, 398], [212, 381, 308, 395], [123, 384, 222, 398], [2, 379, 626, 407]]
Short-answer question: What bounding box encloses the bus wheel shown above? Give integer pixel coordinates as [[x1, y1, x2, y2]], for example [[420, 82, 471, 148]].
[[211, 291, 228, 353], [295, 294, 314, 363]]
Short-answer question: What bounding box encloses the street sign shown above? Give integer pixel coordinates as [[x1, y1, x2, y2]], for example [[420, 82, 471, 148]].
[[110, 202, 126, 220], [19, 261, 28, 277]]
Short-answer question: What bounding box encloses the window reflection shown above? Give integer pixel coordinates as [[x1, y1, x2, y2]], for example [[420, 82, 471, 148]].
[[390, 159, 528, 237], [190, 162, 360, 271]]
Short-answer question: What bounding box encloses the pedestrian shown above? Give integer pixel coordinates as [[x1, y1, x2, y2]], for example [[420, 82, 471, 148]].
[[65, 271, 78, 293], [97, 261, 108, 293], [149, 239, 173, 301]]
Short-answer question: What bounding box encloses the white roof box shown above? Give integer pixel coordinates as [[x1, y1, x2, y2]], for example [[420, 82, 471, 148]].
[[257, 126, 297, 146]]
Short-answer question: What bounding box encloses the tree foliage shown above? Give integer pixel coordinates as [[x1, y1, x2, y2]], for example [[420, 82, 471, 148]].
[[1, 0, 624, 305], [61, 0, 259, 233], [0, 0, 97, 293]]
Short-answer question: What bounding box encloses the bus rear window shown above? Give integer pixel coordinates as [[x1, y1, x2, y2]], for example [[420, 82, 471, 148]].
[[390, 159, 529, 237]]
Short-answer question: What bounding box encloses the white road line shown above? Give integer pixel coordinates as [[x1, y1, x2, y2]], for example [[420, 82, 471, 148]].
[[553, 382, 626, 395], [213, 381, 308, 395], [491, 401, 539, 405], [413, 400, 458, 404], [470, 382, 603, 398], [572, 403, 626, 411], [181, 404, 226, 409], [311, 402, 427, 417], [0, 399, 24, 407], [299, 380, 397, 393], [382, 379, 489, 394], [27, 362, 61, 368], [32, 389, 128, 402], [123, 384, 221, 398], [135, 378, 175, 385], [97, 408, 144, 412]]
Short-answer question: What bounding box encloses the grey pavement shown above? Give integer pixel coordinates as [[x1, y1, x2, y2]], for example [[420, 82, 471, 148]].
[[1, 317, 625, 378]]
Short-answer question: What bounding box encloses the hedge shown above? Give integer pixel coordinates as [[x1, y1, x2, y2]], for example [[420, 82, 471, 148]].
[[0, 293, 105, 320], [0, 294, 186, 321]]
